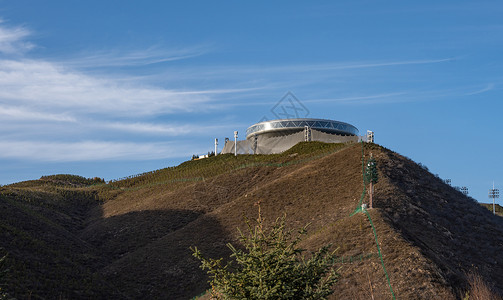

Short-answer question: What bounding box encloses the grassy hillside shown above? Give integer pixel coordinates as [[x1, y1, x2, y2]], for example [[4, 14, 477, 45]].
[[0, 175, 120, 298], [480, 203, 503, 217], [1, 142, 502, 299]]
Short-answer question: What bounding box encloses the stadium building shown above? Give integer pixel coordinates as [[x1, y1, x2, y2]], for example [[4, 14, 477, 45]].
[[221, 118, 366, 155]]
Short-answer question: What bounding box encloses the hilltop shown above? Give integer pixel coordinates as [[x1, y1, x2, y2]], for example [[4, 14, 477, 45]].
[[1, 142, 502, 299]]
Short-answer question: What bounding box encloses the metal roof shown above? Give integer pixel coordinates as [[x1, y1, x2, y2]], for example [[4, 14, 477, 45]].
[[246, 118, 359, 139]]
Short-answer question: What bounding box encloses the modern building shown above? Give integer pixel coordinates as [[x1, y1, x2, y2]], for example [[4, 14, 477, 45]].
[[221, 118, 362, 155]]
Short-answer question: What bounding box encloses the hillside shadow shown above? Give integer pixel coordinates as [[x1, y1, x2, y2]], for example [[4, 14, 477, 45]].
[[80, 207, 234, 300], [81, 209, 204, 261], [377, 151, 503, 297]]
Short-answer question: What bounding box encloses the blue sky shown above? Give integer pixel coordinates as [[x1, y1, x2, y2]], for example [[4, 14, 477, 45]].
[[0, 1, 501, 204]]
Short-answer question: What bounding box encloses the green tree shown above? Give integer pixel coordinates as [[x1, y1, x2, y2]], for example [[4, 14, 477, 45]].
[[192, 207, 339, 299]]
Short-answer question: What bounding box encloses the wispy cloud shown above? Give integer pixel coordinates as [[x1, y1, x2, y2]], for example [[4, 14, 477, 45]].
[[0, 19, 242, 162], [297, 82, 497, 106], [61, 45, 212, 68], [0, 140, 194, 162], [0, 18, 471, 164], [168, 58, 456, 80], [0, 105, 76, 122], [277, 58, 456, 72], [0, 58, 271, 117], [465, 83, 495, 96], [303, 92, 407, 104], [0, 59, 219, 116], [0, 21, 234, 118], [96, 121, 241, 136], [0, 19, 34, 54]]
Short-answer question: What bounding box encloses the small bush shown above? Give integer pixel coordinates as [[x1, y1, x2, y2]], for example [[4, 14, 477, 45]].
[[40, 174, 103, 186], [192, 206, 339, 299]]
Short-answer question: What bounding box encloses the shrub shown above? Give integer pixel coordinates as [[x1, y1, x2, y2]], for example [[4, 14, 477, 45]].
[[192, 207, 339, 299], [464, 271, 501, 300], [40, 174, 102, 186]]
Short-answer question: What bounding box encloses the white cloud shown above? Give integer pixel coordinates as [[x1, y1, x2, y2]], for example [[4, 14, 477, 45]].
[[302, 92, 407, 104], [0, 19, 251, 163], [301, 84, 500, 105], [95, 121, 242, 136], [0, 18, 469, 164], [0, 59, 216, 116], [0, 140, 193, 162], [0, 19, 236, 163], [0, 105, 76, 122], [0, 21, 238, 120], [166, 58, 456, 80], [274, 58, 456, 72], [0, 20, 33, 54], [465, 83, 495, 96], [62, 45, 211, 68], [98, 121, 195, 135]]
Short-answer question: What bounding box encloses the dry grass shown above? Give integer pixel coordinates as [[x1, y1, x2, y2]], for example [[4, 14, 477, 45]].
[[465, 271, 502, 300], [1, 142, 503, 299]]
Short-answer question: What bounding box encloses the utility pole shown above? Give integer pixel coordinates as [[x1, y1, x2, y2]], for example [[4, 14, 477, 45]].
[[234, 131, 238, 156], [489, 182, 499, 215]]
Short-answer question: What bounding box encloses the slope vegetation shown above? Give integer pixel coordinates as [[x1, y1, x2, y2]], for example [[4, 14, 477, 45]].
[[0, 142, 502, 299]]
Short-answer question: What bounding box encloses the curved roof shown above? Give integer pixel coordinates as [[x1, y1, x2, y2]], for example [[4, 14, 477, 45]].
[[246, 118, 359, 139]]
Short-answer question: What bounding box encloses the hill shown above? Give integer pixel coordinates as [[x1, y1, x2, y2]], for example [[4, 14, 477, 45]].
[[480, 203, 503, 217], [1, 142, 502, 299]]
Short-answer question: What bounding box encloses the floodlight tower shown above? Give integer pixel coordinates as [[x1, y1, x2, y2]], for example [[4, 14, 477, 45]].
[[489, 182, 499, 215], [234, 131, 238, 156], [460, 186, 468, 196], [367, 130, 374, 143], [214, 138, 218, 156], [304, 125, 312, 142]]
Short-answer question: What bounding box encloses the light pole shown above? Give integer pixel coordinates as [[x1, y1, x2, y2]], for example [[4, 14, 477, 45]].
[[234, 131, 238, 156], [366, 130, 374, 143], [460, 186, 468, 196], [489, 182, 499, 215]]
